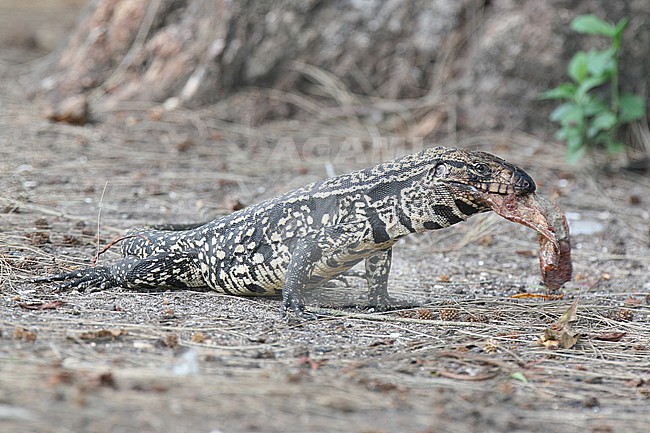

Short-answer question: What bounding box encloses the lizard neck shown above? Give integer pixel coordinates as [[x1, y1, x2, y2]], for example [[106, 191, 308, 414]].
[[396, 184, 488, 234]]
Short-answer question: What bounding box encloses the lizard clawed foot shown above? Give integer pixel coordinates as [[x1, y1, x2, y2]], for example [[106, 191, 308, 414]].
[[33, 267, 118, 292], [280, 296, 318, 321], [366, 295, 397, 313]]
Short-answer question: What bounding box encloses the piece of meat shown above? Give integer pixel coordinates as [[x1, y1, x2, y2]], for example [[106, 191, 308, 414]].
[[478, 192, 572, 290]]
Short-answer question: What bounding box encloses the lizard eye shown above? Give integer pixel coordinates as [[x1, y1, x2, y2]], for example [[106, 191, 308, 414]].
[[473, 163, 491, 176]]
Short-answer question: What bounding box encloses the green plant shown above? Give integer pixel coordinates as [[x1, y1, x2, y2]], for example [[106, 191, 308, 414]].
[[540, 15, 646, 163]]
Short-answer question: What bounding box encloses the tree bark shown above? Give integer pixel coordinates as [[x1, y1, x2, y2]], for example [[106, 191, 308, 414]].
[[31, 0, 648, 139]]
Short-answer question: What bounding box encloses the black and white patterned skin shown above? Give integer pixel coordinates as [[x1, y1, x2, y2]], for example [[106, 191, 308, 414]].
[[37, 147, 536, 318]]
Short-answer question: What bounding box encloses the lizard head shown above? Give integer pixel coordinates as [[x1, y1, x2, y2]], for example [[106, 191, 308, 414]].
[[429, 148, 536, 197]]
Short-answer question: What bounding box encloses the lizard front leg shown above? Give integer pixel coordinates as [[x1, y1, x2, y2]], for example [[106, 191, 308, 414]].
[[281, 240, 322, 320], [281, 221, 372, 319], [365, 248, 392, 310]]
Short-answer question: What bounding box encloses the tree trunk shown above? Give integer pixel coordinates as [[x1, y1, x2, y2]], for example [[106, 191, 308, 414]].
[[31, 0, 649, 140]]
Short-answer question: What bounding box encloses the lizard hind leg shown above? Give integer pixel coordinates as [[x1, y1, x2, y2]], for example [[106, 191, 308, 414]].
[[33, 257, 140, 291], [118, 250, 207, 290], [36, 251, 206, 292]]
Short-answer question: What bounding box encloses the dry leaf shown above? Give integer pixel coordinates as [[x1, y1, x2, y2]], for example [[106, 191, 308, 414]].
[[511, 293, 564, 300], [623, 297, 642, 307], [437, 369, 500, 381], [84, 372, 117, 390], [163, 334, 179, 348], [608, 308, 634, 322], [369, 339, 395, 347], [75, 329, 128, 341], [190, 332, 207, 343], [13, 327, 37, 342], [483, 339, 499, 353], [591, 332, 626, 342], [19, 300, 65, 310], [25, 231, 50, 246], [46, 370, 75, 387], [537, 297, 580, 350], [556, 297, 579, 325], [624, 378, 647, 388]]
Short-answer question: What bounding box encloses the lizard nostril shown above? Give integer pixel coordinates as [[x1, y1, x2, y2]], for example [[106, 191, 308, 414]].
[[513, 170, 536, 195]]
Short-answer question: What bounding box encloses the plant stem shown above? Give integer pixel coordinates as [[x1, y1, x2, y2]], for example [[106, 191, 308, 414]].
[[610, 34, 621, 115]]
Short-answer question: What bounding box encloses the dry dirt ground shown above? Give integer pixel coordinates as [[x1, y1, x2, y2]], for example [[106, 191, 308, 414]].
[[2, 4, 650, 433]]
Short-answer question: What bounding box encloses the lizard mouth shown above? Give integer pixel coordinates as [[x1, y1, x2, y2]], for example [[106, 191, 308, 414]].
[[449, 181, 518, 196], [476, 182, 517, 195], [460, 170, 536, 196]]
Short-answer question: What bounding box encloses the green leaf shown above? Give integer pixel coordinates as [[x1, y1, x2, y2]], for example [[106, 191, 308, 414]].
[[539, 83, 577, 100], [555, 128, 568, 141], [606, 140, 625, 154], [613, 18, 629, 39], [586, 48, 615, 77], [511, 372, 528, 384], [571, 15, 616, 37], [559, 104, 585, 128], [566, 129, 585, 152], [583, 96, 608, 116], [586, 110, 616, 137], [592, 111, 617, 130], [550, 102, 583, 125], [618, 93, 646, 123], [549, 102, 573, 122], [568, 52, 589, 82], [576, 76, 608, 101], [566, 141, 587, 164]]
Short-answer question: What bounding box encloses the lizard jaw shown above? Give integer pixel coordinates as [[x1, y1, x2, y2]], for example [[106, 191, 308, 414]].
[[475, 169, 536, 196], [448, 170, 535, 197]]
